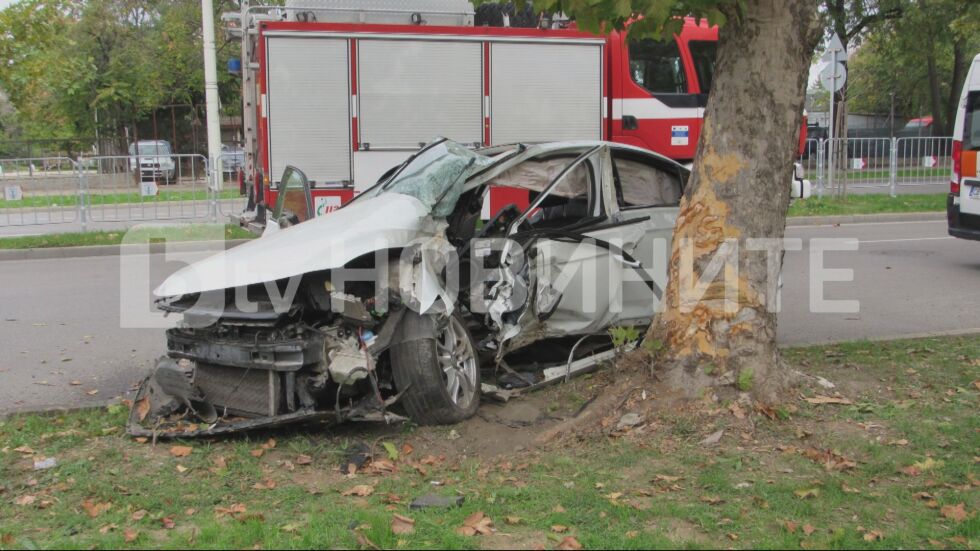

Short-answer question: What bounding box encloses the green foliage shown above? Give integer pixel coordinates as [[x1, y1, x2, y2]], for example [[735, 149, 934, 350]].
[[736, 368, 753, 391], [0, 0, 241, 141], [846, 0, 980, 131], [500, 0, 738, 40], [608, 325, 641, 347], [642, 337, 665, 354]]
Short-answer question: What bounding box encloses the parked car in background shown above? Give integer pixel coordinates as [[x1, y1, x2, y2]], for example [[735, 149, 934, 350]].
[[128, 138, 688, 437], [221, 143, 245, 175], [128, 140, 176, 184]]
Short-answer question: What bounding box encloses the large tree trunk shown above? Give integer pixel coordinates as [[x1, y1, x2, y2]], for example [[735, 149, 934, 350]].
[[925, 36, 946, 135], [647, 0, 821, 403], [946, 39, 966, 136]]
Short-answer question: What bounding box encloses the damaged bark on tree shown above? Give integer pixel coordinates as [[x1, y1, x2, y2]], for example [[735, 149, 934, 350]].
[[646, 0, 823, 403]]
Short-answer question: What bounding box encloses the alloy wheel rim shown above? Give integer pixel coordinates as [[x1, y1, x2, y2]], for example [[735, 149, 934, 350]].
[[436, 317, 478, 408]]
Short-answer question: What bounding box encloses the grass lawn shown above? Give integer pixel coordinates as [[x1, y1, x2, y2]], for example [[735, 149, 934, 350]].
[[0, 189, 242, 210], [801, 167, 949, 182], [789, 193, 947, 217], [0, 224, 254, 249], [0, 335, 976, 549]]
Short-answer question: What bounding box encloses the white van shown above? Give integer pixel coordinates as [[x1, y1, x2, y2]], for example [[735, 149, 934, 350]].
[[949, 53, 980, 240]]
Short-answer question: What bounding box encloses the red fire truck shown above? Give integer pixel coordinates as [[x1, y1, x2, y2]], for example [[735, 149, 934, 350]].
[[224, 1, 806, 222]]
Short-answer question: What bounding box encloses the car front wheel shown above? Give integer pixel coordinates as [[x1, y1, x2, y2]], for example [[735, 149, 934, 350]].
[[390, 312, 480, 425]]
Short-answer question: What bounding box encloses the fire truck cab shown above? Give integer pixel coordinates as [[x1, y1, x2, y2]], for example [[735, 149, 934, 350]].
[[226, 1, 805, 224]]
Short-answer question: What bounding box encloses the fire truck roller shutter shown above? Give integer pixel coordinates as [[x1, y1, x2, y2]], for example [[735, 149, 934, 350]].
[[490, 42, 602, 145], [267, 36, 351, 186], [358, 40, 483, 149]]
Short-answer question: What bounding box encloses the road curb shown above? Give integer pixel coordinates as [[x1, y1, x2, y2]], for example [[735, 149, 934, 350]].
[[0, 239, 252, 261], [787, 211, 945, 227]]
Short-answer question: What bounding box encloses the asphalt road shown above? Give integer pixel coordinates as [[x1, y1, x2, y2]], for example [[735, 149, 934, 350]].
[[0, 219, 977, 414]]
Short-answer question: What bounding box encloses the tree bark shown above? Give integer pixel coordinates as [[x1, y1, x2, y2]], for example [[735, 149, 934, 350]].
[[945, 39, 966, 136], [647, 0, 822, 403], [925, 36, 946, 135]]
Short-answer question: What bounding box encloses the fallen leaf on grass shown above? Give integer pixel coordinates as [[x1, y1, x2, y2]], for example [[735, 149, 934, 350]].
[[784, 521, 799, 533], [803, 395, 853, 405], [82, 499, 111, 518], [354, 530, 380, 550], [281, 522, 304, 533], [253, 479, 277, 491], [250, 449, 265, 458], [552, 504, 567, 513], [700, 429, 724, 446], [169, 446, 193, 458], [341, 485, 374, 497], [14, 495, 36, 506], [175, 465, 188, 474], [699, 495, 725, 505], [863, 530, 883, 542], [134, 396, 151, 422], [912, 458, 944, 472], [13, 446, 34, 455], [131, 510, 147, 521], [401, 443, 414, 456], [551, 525, 568, 533], [124, 528, 139, 543], [801, 448, 857, 471], [555, 536, 583, 550], [215, 503, 248, 520], [161, 517, 176, 530], [803, 524, 816, 536], [391, 513, 415, 535], [940, 503, 968, 523], [457, 512, 494, 536], [99, 523, 118, 535], [794, 488, 820, 499], [653, 474, 682, 483], [382, 442, 399, 461], [295, 454, 313, 466], [504, 516, 523, 525], [261, 439, 277, 450]]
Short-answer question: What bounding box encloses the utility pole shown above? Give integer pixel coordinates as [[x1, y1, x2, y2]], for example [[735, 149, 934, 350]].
[[202, 0, 223, 191]]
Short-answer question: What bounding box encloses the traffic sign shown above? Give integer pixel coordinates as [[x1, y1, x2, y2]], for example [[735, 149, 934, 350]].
[[820, 62, 846, 92]]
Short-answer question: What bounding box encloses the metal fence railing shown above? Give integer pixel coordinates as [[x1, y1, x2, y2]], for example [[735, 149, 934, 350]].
[[0, 157, 82, 226], [0, 154, 249, 230], [808, 136, 953, 198]]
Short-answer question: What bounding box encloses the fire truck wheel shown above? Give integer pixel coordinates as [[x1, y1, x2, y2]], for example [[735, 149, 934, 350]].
[[390, 312, 480, 425]]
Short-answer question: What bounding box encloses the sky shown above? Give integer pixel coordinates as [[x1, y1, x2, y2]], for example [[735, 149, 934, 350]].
[[0, 0, 16, 10]]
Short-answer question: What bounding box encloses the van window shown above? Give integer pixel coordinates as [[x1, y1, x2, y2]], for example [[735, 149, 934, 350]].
[[688, 40, 716, 93], [629, 38, 687, 94], [965, 92, 980, 151]]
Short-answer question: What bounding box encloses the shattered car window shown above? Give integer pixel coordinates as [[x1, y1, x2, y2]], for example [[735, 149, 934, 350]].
[[368, 139, 495, 217]]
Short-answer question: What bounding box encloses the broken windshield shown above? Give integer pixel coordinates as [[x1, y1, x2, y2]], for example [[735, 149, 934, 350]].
[[366, 139, 495, 217]]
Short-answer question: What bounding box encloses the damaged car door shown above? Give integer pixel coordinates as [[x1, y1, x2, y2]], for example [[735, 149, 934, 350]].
[[491, 145, 670, 351]]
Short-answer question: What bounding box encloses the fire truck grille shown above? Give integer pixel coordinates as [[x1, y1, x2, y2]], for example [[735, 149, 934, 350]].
[[195, 364, 280, 417]]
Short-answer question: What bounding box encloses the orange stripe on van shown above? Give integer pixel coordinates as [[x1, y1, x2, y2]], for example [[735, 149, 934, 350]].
[[963, 150, 978, 178]]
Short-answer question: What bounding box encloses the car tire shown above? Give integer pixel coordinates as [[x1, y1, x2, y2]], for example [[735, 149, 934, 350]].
[[390, 312, 480, 425]]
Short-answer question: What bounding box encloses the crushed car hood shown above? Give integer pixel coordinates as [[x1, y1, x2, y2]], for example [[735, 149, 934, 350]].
[[155, 193, 432, 297]]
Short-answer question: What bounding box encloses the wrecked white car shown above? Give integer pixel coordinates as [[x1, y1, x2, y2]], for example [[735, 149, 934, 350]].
[[129, 139, 688, 437]]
